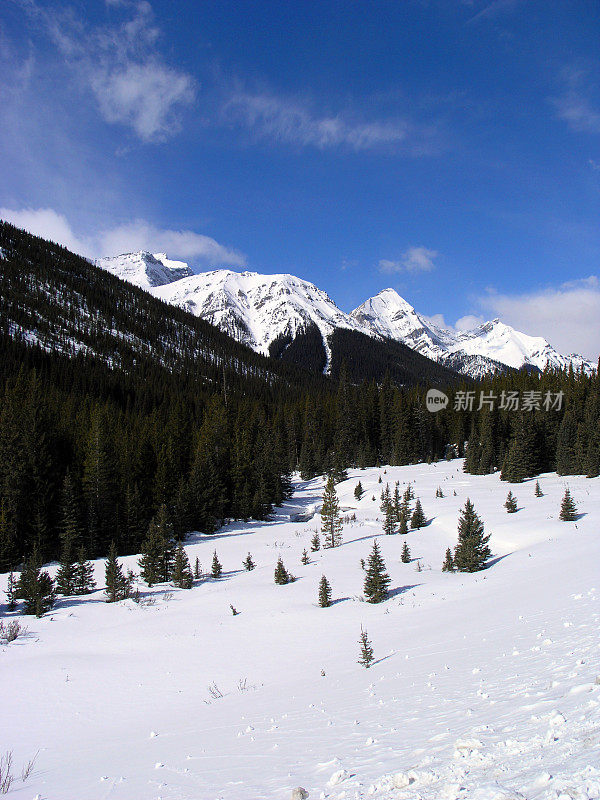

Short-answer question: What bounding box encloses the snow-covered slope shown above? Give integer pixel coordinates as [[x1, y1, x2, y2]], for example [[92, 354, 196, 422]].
[[2, 461, 599, 800], [151, 269, 367, 361], [97, 251, 193, 291], [352, 288, 595, 377]]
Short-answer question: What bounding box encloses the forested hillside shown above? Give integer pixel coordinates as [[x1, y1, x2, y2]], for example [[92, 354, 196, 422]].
[[0, 222, 598, 574]]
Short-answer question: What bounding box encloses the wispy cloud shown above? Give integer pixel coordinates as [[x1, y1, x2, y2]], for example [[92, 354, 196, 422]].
[[477, 277, 600, 360], [17, 0, 195, 142], [379, 246, 439, 274], [219, 86, 441, 154], [0, 207, 246, 267], [551, 67, 600, 135], [465, 0, 520, 25]]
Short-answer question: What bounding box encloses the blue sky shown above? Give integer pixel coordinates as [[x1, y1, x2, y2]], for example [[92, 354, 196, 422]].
[[1, 0, 599, 358]]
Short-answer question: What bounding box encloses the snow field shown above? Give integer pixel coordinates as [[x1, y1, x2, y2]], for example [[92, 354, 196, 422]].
[[0, 460, 598, 800]]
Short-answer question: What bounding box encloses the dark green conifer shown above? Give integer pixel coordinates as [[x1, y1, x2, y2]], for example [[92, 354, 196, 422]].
[[211, 550, 223, 578], [354, 482, 364, 501], [383, 502, 397, 535], [559, 488, 578, 521], [358, 626, 374, 668], [442, 547, 454, 572], [310, 532, 320, 552], [5, 571, 17, 611], [364, 540, 390, 603], [401, 540, 411, 563], [194, 557, 201, 579], [274, 556, 289, 585], [504, 491, 518, 513], [15, 545, 55, 616], [410, 498, 427, 529], [453, 499, 491, 573], [105, 541, 128, 602], [318, 575, 332, 607], [301, 548, 310, 565], [73, 546, 96, 594], [321, 476, 343, 548], [139, 504, 175, 586], [534, 480, 543, 497], [171, 541, 193, 589], [243, 552, 255, 571]]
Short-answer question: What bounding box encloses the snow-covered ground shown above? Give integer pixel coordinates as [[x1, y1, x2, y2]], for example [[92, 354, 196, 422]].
[[1, 460, 599, 800]]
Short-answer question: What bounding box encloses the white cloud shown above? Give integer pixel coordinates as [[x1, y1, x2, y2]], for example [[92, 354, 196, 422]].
[[0, 207, 93, 256], [222, 89, 413, 151], [99, 220, 246, 266], [21, 0, 195, 142], [551, 67, 600, 135], [454, 314, 485, 331], [379, 246, 438, 274], [478, 277, 600, 360], [0, 207, 245, 267]]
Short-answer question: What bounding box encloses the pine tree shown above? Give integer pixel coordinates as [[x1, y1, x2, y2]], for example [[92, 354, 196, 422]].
[[73, 546, 96, 595], [358, 626, 374, 668], [5, 571, 17, 611], [211, 551, 223, 579], [380, 483, 391, 513], [171, 541, 193, 589], [405, 484, 414, 501], [321, 476, 343, 548], [436, 486, 444, 498], [56, 553, 76, 596], [243, 552, 255, 571], [56, 471, 81, 595], [410, 498, 427, 529], [559, 488, 578, 521], [453, 499, 491, 573], [442, 547, 454, 572], [398, 510, 408, 535], [534, 480, 543, 497], [301, 548, 310, 565], [139, 504, 175, 586], [401, 540, 411, 563], [310, 532, 320, 552], [318, 575, 332, 607], [354, 482, 364, 501], [504, 491, 518, 513], [383, 502, 397, 535], [15, 545, 55, 616], [363, 540, 391, 603], [105, 542, 128, 602], [194, 557, 201, 579], [274, 556, 289, 585]]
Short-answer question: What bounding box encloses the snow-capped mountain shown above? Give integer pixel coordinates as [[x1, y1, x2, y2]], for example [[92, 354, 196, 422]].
[[97, 251, 193, 291], [352, 288, 595, 377], [96, 252, 595, 377]]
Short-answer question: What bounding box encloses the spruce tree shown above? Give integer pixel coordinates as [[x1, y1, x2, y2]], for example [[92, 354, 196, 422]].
[[56, 552, 76, 596], [15, 545, 55, 617], [5, 571, 17, 611], [354, 482, 364, 501], [398, 511, 408, 535], [56, 471, 81, 595], [559, 488, 578, 521], [363, 540, 391, 603], [171, 541, 193, 589], [301, 548, 310, 565], [383, 502, 397, 535], [410, 499, 427, 529], [310, 532, 320, 552], [73, 547, 96, 595], [534, 480, 543, 497], [358, 626, 374, 668], [436, 486, 444, 498], [194, 557, 201, 579], [105, 542, 128, 602], [274, 556, 289, 585], [380, 483, 391, 513], [453, 499, 491, 573], [401, 540, 411, 563], [318, 575, 332, 607], [321, 476, 343, 548], [442, 548, 454, 572], [139, 504, 175, 586], [504, 491, 518, 513], [243, 552, 255, 571], [211, 551, 223, 578]]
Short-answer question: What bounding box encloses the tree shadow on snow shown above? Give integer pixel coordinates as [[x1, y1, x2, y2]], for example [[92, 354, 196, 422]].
[[388, 583, 421, 599], [485, 553, 512, 569]]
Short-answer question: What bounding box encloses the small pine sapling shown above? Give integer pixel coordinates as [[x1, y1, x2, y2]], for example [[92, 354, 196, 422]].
[[274, 556, 289, 585], [310, 532, 320, 552], [318, 575, 332, 607], [504, 491, 518, 513], [194, 557, 201, 580], [358, 626, 374, 668], [401, 540, 411, 563], [363, 540, 391, 603], [411, 499, 427, 529], [105, 542, 129, 603], [243, 552, 255, 571], [172, 541, 193, 589], [534, 480, 543, 497], [230, 604, 239, 616], [383, 502, 397, 535], [442, 548, 454, 572], [354, 482, 364, 500], [559, 488, 578, 521], [211, 551, 223, 579], [453, 499, 491, 572], [301, 549, 310, 565]]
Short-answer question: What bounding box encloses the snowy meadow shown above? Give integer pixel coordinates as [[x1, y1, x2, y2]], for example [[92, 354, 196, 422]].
[[1, 460, 599, 800]]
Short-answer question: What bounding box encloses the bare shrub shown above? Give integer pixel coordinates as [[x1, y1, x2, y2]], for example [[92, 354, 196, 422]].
[[0, 620, 27, 645], [208, 682, 223, 699], [0, 751, 13, 794], [21, 751, 38, 782]]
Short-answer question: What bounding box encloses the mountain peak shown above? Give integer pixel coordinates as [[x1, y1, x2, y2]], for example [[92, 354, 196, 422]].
[[97, 251, 194, 291]]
